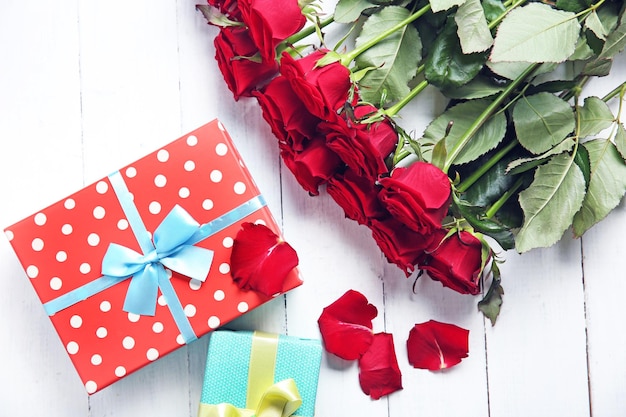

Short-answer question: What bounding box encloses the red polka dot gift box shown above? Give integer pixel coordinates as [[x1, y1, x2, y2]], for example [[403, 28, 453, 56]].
[[3, 119, 303, 395]]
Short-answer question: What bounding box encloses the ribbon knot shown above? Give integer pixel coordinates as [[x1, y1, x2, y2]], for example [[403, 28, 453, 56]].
[[102, 204, 214, 316], [199, 379, 302, 417]]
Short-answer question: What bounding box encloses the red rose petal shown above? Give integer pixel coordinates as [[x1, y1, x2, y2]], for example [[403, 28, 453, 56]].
[[407, 320, 469, 371], [358, 332, 403, 399], [230, 222, 299, 296], [317, 290, 378, 360]]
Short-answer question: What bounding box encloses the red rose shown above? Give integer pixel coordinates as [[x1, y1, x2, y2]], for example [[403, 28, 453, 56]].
[[253, 75, 319, 152], [237, 0, 306, 62], [368, 217, 436, 276], [214, 26, 278, 100], [280, 50, 352, 120], [326, 168, 388, 225], [420, 229, 484, 295], [378, 162, 451, 234], [322, 104, 397, 181], [279, 136, 343, 196]]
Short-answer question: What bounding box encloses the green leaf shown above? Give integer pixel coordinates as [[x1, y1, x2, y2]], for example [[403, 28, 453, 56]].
[[490, 3, 580, 63], [515, 153, 586, 253], [478, 262, 503, 326], [526, 80, 580, 95], [594, 18, 626, 59], [354, 6, 422, 105], [513, 93, 576, 154], [486, 61, 557, 81], [573, 142, 591, 190], [429, 0, 466, 13], [507, 139, 575, 175], [425, 17, 487, 89], [196, 5, 243, 27], [454, 0, 493, 53], [555, 0, 589, 13], [577, 96, 616, 138], [583, 19, 626, 76], [585, 11, 608, 40], [572, 139, 626, 237], [453, 196, 516, 250], [481, 0, 507, 23], [422, 98, 507, 165], [569, 36, 595, 61], [441, 75, 504, 99], [615, 123, 626, 161], [334, 0, 377, 23], [462, 150, 527, 206], [431, 137, 448, 170]]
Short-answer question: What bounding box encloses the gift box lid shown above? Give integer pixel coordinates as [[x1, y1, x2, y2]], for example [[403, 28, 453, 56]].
[[201, 330, 322, 417]]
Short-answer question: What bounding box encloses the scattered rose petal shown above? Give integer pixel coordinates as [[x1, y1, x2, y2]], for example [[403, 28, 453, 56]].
[[407, 320, 469, 371], [230, 222, 298, 296], [318, 290, 378, 360], [358, 332, 403, 399]]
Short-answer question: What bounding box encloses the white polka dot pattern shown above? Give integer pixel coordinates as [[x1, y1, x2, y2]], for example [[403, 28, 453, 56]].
[[2, 120, 302, 394]]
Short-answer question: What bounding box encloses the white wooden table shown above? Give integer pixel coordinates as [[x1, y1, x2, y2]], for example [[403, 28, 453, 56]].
[[1, 2, 625, 416]]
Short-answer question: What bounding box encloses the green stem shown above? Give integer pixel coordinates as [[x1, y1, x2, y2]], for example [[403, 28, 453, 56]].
[[456, 139, 519, 193], [341, 3, 431, 66], [489, 0, 528, 29], [485, 176, 525, 219], [560, 75, 590, 102], [602, 81, 626, 102], [385, 72, 427, 118], [442, 63, 539, 173], [386, 0, 527, 120], [284, 15, 335, 45]]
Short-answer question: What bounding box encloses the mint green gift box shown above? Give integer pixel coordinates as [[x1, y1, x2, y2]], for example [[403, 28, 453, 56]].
[[198, 330, 323, 417]]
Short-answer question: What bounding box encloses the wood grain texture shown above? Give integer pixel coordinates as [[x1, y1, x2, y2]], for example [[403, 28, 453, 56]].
[[0, 1, 624, 416]]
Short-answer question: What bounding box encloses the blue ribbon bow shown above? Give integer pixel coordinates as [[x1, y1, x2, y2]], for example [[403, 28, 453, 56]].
[[102, 204, 214, 316], [43, 169, 267, 344]]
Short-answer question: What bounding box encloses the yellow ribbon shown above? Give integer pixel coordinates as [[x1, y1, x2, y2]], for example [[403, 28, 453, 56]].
[[198, 332, 303, 417], [198, 379, 302, 417]]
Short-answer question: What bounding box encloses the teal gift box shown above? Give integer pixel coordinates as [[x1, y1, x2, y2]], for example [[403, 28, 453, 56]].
[[199, 330, 322, 417]]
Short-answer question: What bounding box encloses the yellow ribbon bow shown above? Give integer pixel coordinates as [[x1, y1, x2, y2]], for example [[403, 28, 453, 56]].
[[198, 378, 302, 417]]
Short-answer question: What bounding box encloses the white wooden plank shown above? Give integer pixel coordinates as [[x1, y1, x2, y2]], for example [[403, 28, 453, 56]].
[[486, 238, 590, 417], [383, 263, 490, 417], [0, 1, 89, 416], [578, 51, 626, 417]]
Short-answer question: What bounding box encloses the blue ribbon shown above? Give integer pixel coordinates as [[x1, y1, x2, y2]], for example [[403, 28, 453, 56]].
[[43, 170, 267, 343]]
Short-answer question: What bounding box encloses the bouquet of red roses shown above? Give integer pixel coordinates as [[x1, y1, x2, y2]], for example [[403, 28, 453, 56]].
[[198, 0, 626, 325]]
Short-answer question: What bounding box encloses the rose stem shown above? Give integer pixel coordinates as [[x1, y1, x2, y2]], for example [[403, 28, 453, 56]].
[[442, 63, 539, 173], [284, 15, 335, 45], [387, 0, 528, 164], [484, 176, 525, 219], [602, 81, 626, 102], [340, 3, 432, 66], [455, 139, 519, 193]]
